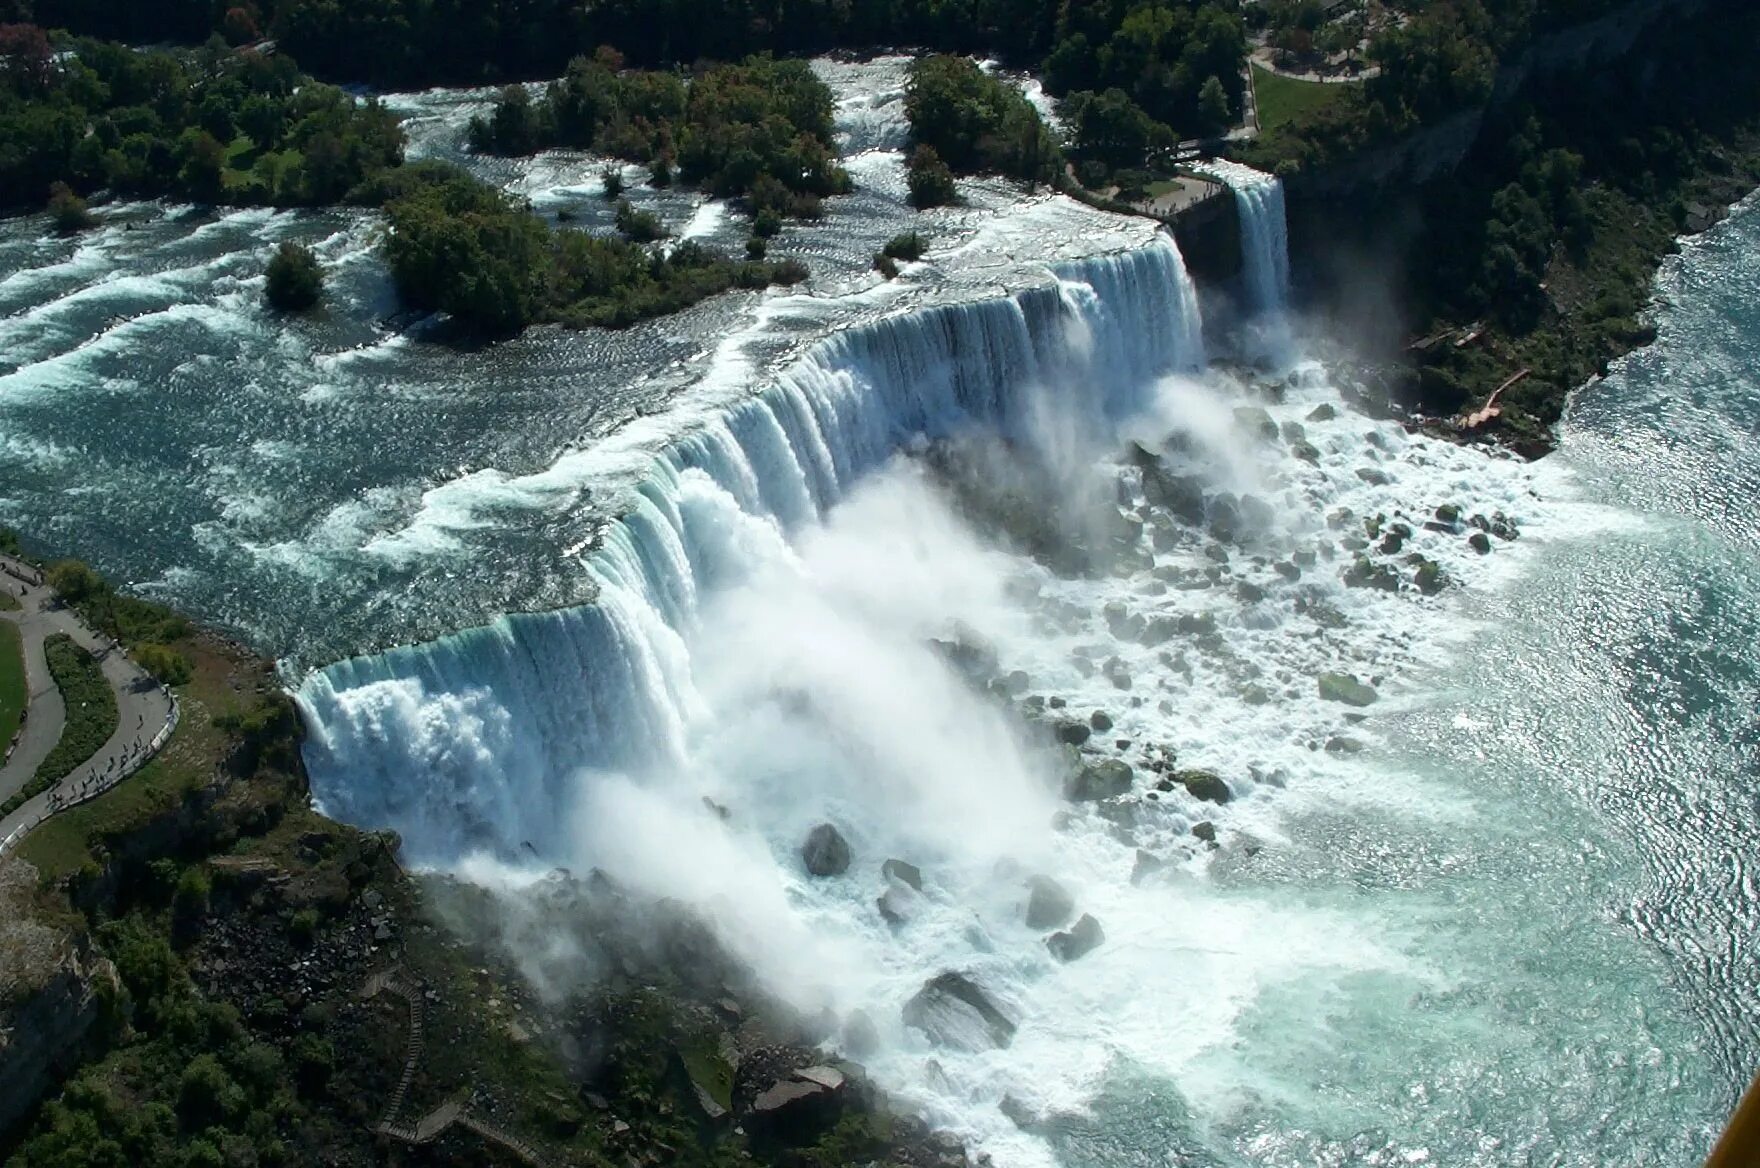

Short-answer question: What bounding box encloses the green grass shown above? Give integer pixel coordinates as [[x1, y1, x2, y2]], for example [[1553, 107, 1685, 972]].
[[0, 620, 25, 750], [1252, 64, 1349, 133], [0, 591, 19, 611], [0, 635, 117, 817]]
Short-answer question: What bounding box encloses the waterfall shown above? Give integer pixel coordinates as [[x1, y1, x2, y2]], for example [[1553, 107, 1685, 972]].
[[1201, 160, 1291, 316], [296, 235, 1205, 863]]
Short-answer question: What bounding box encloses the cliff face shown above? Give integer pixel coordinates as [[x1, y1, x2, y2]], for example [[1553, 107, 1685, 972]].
[[0, 895, 115, 1137], [1290, 0, 1714, 200]]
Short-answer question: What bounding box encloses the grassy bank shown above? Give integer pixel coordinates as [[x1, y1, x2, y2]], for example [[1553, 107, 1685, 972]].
[[1251, 65, 1347, 134], [0, 636, 116, 818], [0, 622, 24, 752]]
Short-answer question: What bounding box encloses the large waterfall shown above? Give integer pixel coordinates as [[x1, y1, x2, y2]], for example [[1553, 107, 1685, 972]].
[[298, 237, 1205, 862]]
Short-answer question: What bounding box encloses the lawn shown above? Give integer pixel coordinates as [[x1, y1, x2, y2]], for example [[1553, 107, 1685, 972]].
[[0, 620, 25, 751], [1252, 64, 1349, 133]]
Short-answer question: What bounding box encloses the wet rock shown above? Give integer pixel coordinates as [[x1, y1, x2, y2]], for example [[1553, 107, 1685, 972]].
[[1291, 440, 1321, 465], [903, 973, 1017, 1050], [1378, 530, 1406, 555], [1317, 672, 1378, 707], [1024, 875, 1075, 929], [1191, 821, 1216, 843], [1175, 769, 1232, 804], [1176, 612, 1217, 635], [1280, 420, 1307, 444], [1102, 658, 1132, 690], [1138, 617, 1178, 646], [747, 1073, 843, 1146], [1065, 758, 1133, 801], [1412, 557, 1447, 595], [1089, 710, 1113, 732], [1234, 406, 1279, 442], [1046, 914, 1105, 962], [1356, 467, 1391, 486], [1138, 462, 1207, 527], [1047, 696, 1066, 709], [801, 824, 852, 877], [1235, 580, 1266, 604], [1342, 557, 1400, 592], [1052, 719, 1091, 746], [1293, 548, 1317, 567], [1130, 850, 1167, 885], [882, 858, 923, 891], [1468, 531, 1492, 555], [1325, 736, 1364, 754], [1239, 683, 1270, 706], [1000, 1094, 1036, 1129], [1307, 403, 1338, 422], [1005, 670, 1031, 696], [1273, 561, 1301, 581], [877, 886, 914, 926]]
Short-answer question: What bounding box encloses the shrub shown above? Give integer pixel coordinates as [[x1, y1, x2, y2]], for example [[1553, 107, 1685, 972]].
[[873, 253, 899, 279], [47, 182, 96, 233], [600, 166, 624, 199], [264, 242, 322, 311], [907, 145, 958, 209], [135, 642, 193, 685], [882, 231, 927, 261], [614, 198, 666, 242]]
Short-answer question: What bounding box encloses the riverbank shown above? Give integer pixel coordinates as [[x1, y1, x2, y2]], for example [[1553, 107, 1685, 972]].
[[0, 545, 973, 1168], [1269, 0, 1760, 457]]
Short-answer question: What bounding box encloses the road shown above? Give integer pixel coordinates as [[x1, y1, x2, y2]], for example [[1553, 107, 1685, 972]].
[[0, 556, 177, 853]]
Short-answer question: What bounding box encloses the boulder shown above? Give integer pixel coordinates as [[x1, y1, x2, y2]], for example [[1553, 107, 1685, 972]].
[[877, 886, 913, 926], [1355, 467, 1391, 486], [1191, 820, 1216, 843], [1024, 875, 1075, 930], [1089, 710, 1113, 732], [902, 973, 1017, 1050], [747, 1074, 842, 1146], [1306, 403, 1337, 422], [1130, 850, 1167, 885], [801, 824, 852, 877], [1468, 531, 1492, 554], [1174, 769, 1232, 804], [1140, 464, 1207, 527], [1234, 406, 1279, 442], [1046, 914, 1104, 962], [1342, 557, 1400, 592], [1052, 718, 1091, 747], [1317, 672, 1378, 707], [843, 1010, 879, 1057], [882, 858, 923, 891], [1412, 558, 1446, 595], [1064, 758, 1133, 801]]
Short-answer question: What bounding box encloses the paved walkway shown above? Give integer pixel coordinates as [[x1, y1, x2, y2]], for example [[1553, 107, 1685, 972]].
[[0, 555, 177, 854]]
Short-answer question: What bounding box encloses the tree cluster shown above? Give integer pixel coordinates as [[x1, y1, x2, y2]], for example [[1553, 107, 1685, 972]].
[[903, 54, 1061, 188], [468, 51, 850, 214], [378, 161, 807, 335], [0, 28, 402, 211]]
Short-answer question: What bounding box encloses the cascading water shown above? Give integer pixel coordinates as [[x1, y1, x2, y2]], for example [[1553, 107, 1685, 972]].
[[1201, 160, 1293, 317], [298, 237, 1205, 863]]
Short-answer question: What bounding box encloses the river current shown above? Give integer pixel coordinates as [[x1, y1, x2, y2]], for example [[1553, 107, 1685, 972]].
[[0, 61, 1755, 1167]]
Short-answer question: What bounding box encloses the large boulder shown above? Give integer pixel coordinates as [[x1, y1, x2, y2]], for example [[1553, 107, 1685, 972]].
[[1064, 759, 1133, 801], [1024, 875, 1074, 930], [801, 824, 851, 877], [1047, 914, 1104, 962], [745, 1067, 846, 1146], [902, 973, 1017, 1050], [1317, 672, 1378, 707], [881, 858, 923, 891], [1174, 768, 1232, 804]]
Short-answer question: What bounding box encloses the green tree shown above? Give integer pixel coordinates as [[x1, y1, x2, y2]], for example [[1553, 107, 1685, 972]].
[[906, 145, 958, 209], [1197, 75, 1232, 132], [264, 242, 323, 311], [46, 181, 97, 233]]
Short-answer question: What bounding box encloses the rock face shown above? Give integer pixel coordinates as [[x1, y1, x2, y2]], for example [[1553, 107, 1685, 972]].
[[1024, 876, 1075, 930], [1047, 914, 1105, 962], [1064, 759, 1133, 801], [800, 824, 851, 877], [0, 947, 114, 1135], [1317, 672, 1379, 707], [902, 973, 1017, 1050]]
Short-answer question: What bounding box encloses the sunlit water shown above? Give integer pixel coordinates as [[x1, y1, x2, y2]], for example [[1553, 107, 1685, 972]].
[[0, 58, 1754, 1166]]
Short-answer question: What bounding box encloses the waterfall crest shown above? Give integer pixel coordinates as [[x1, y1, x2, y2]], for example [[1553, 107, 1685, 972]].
[[297, 235, 1205, 861]]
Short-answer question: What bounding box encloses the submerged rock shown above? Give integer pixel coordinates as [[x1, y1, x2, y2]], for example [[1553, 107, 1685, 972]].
[[1317, 672, 1378, 707], [903, 972, 1017, 1050], [1047, 914, 1105, 962], [1024, 875, 1075, 930], [1307, 403, 1338, 422], [1065, 759, 1133, 801], [801, 824, 851, 877]]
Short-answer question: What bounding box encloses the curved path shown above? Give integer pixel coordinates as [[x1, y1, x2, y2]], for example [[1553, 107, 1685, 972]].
[[0, 555, 176, 854]]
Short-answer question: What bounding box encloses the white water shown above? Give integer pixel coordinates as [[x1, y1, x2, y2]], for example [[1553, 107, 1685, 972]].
[[1201, 160, 1293, 318], [293, 159, 1608, 1163]]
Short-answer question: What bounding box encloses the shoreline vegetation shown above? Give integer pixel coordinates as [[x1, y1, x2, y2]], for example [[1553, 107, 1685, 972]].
[[0, 541, 949, 1168]]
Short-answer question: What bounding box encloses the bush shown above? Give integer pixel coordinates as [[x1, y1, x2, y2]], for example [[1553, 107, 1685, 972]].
[[882, 231, 928, 261], [135, 642, 193, 685], [46, 182, 96, 233], [873, 253, 899, 279], [744, 235, 766, 259], [600, 166, 624, 199], [614, 198, 665, 242], [907, 145, 958, 210], [264, 243, 322, 311]]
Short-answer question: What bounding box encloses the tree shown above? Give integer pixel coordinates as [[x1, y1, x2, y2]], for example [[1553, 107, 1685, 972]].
[[906, 145, 958, 209], [264, 242, 323, 310], [1197, 75, 1231, 133], [135, 642, 193, 684], [46, 559, 102, 603]]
